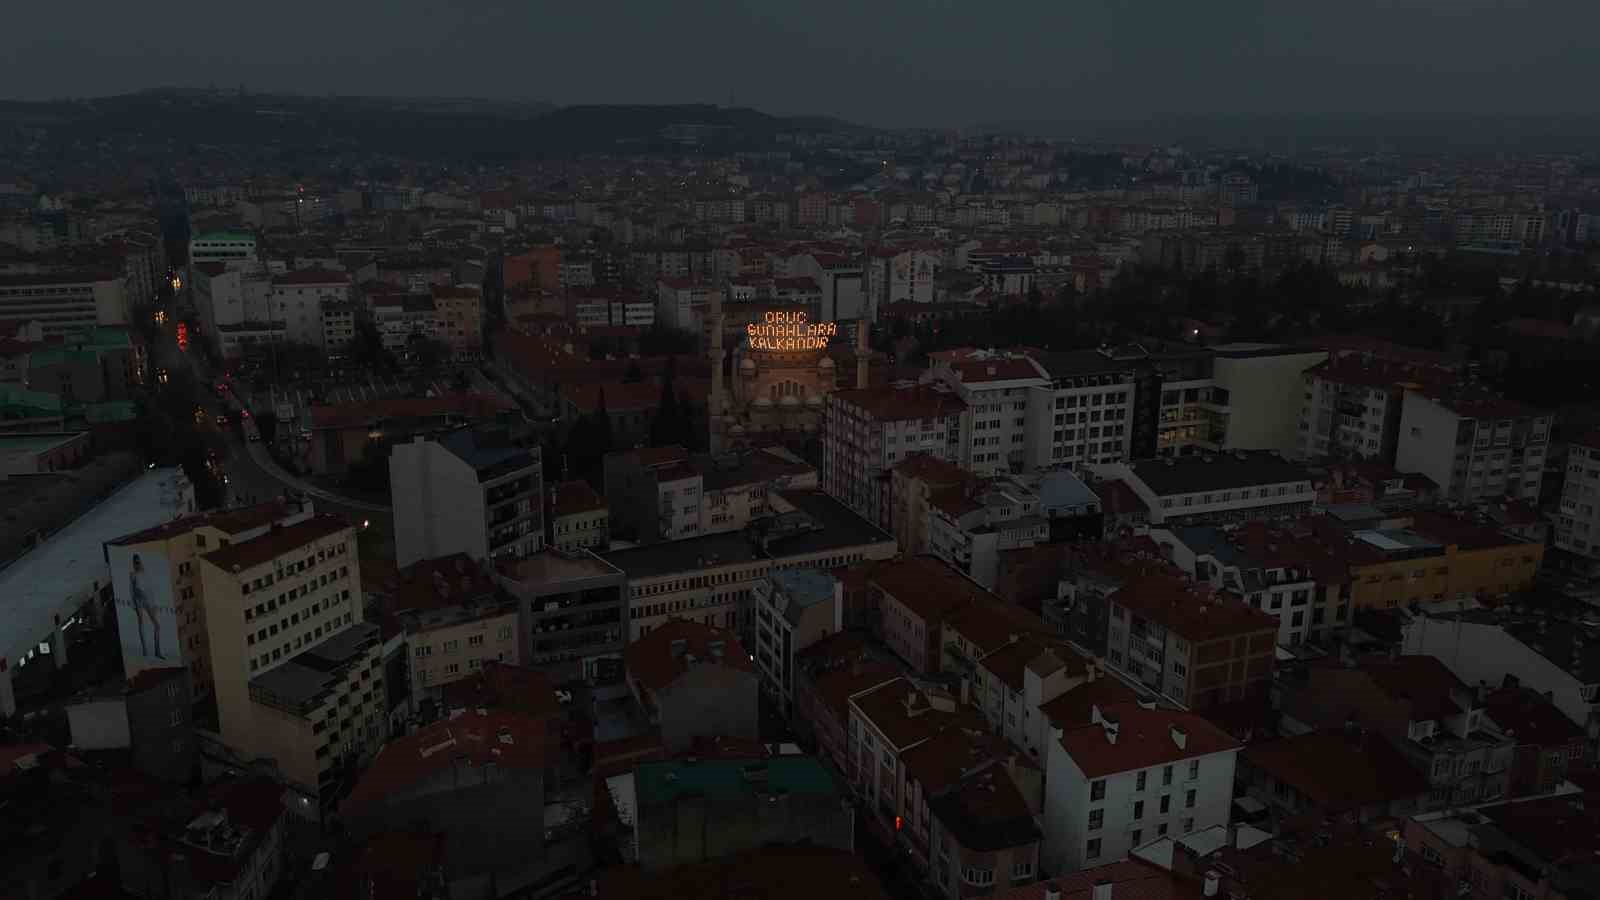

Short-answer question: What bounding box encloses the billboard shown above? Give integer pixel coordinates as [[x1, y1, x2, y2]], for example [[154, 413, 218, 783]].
[[109, 545, 181, 676]]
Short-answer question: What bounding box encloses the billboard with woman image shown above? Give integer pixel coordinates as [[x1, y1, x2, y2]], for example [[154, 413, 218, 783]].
[[109, 544, 181, 675]]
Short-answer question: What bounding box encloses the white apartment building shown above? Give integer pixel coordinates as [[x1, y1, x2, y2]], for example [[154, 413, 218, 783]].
[[1297, 355, 1459, 463], [1044, 703, 1240, 873], [270, 270, 350, 349], [1091, 452, 1316, 527], [1395, 391, 1550, 505], [188, 231, 256, 271], [195, 514, 382, 808], [1554, 432, 1600, 574], [390, 429, 544, 568], [926, 350, 1050, 475], [865, 247, 940, 311], [0, 271, 129, 334], [928, 477, 1049, 591], [370, 295, 443, 351], [322, 302, 357, 355], [822, 383, 967, 532], [1152, 525, 1320, 647], [1024, 349, 1137, 471]]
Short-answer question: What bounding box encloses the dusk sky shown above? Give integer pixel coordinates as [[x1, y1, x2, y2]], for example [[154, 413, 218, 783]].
[[5, 0, 1598, 127]]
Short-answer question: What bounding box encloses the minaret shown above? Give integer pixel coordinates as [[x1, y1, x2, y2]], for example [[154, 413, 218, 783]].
[[855, 317, 869, 389], [708, 290, 727, 452]]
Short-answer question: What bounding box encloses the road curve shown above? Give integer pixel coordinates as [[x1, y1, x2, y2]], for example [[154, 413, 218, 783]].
[[244, 440, 392, 514]]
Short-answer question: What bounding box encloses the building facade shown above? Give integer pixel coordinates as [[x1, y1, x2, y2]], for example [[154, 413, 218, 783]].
[[391, 428, 543, 568]]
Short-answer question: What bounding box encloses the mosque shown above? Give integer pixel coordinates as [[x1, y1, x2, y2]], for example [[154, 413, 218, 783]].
[[706, 291, 868, 452]]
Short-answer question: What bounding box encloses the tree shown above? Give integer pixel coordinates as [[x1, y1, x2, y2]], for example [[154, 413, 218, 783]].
[[407, 334, 448, 371], [348, 321, 394, 373]]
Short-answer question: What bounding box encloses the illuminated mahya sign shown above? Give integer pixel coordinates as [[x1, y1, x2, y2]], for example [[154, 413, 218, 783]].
[[746, 310, 837, 351]]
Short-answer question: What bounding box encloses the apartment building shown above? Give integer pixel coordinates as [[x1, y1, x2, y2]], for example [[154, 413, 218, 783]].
[[115, 778, 288, 900], [369, 294, 443, 351], [548, 479, 609, 551], [794, 636, 898, 774], [495, 549, 627, 682], [823, 383, 966, 531], [1154, 522, 1349, 647], [269, 269, 349, 349], [926, 350, 1049, 475], [431, 284, 482, 355], [603, 445, 815, 544], [1237, 730, 1430, 828], [871, 556, 994, 676], [1091, 452, 1316, 527], [1023, 349, 1138, 470], [927, 475, 1053, 591], [1395, 389, 1550, 504], [106, 499, 317, 694], [370, 553, 521, 715], [1104, 572, 1278, 710], [1401, 611, 1600, 761], [1334, 511, 1544, 610], [188, 231, 257, 270], [865, 246, 939, 310], [1043, 703, 1240, 873], [623, 619, 758, 751], [0, 270, 129, 333], [391, 428, 543, 567], [1401, 795, 1600, 900], [751, 568, 840, 719], [891, 454, 975, 557], [1554, 431, 1600, 574], [320, 301, 357, 354], [605, 489, 897, 644], [923, 753, 1043, 899], [195, 514, 380, 809], [1279, 656, 1514, 809], [1297, 355, 1456, 463]]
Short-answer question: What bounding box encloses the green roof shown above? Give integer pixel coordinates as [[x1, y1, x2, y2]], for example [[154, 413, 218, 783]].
[[81, 401, 138, 424], [0, 385, 63, 416], [26, 347, 99, 368], [0, 432, 84, 454], [634, 756, 840, 806]]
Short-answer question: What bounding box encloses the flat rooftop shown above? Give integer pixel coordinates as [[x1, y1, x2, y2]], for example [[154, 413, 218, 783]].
[[0, 432, 86, 455], [497, 548, 623, 585], [1126, 452, 1314, 497], [0, 462, 188, 665], [602, 490, 893, 581], [249, 622, 379, 712]]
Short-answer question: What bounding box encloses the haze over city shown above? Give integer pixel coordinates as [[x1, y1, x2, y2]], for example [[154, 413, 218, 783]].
[[6, 0, 1600, 127]]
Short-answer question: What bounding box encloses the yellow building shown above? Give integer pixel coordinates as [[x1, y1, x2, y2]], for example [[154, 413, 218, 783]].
[[1344, 511, 1543, 610], [107, 500, 316, 695], [432, 285, 483, 355], [197, 513, 383, 809]]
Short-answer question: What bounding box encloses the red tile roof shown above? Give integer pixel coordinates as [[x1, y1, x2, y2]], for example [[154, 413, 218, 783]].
[[810, 660, 901, 728], [199, 513, 352, 574], [892, 453, 973, 486], [1242, 731, 1429, 810], [1038, 678, 1140, 729], [550, 479, 606, 517], [1057, 703, 1241, 778], [109, 499, 302, 546], [623, 619, 754, 692], [344, 709, 547, 814], [1480, 686, 1583, 747], [437, 661, 561, 722], [869, 556, 986, 625], [989, 859, 1202, 900], [1112, 573, 1278, 644], [945, 357, 1047, 384], [828, 384, 966, 421], [345, 831, 448, 900]]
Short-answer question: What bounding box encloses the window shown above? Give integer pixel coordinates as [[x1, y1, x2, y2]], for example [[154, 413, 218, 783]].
[[1085, 838, 1102, 860], [1136, 770, 1147, 791], [961, 867, 994, 887], [1188, 760, 1199, 780], [1133, 800, 1144, 820], [1131, 829, 1143, 847], [1011, 860, 1033, 880], [1160, 795, 1171, 814], [1088, 809, 1104, 830], [1163, 765, 1173, 786], [1185, 789, 1197, 809], [1090, 779, 1106, 801], [1183, 817, 1195, 833]]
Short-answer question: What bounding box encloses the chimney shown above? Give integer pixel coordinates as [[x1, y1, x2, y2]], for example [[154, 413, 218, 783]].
[[1091, 879, 1113, 900], [1043, 884, 1063, 900], [1170, 725, 1188, 750], [1203, 871, 1220, 897]]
